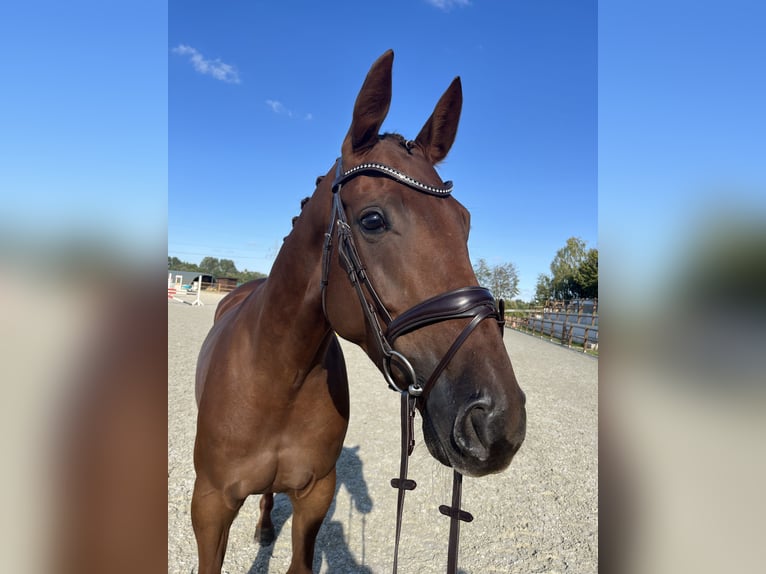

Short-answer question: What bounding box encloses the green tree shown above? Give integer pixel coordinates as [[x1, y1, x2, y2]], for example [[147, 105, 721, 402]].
[[198, 256, 220, 274], [534, 273, 553, 305], [474, 258, 492, 289], [238, 269, 268, 283], [168, 256, 200, 272], [198, 257, 239, 276], [168, 254, 268, 284], [575, 248, 598, 299], [218, 258, 238, 277], [473, 258, 520, 301], [550, 237, 587, 299]]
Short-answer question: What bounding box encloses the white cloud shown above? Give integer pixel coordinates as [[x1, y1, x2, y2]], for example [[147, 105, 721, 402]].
[[172, 44, 240, 84], [424, 0, 471, 11], [265, 99, 290, 115], [265, 100, 313, 121]]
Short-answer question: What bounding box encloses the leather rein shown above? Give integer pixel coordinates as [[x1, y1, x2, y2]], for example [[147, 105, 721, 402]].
[[320, 156, 506, 574]]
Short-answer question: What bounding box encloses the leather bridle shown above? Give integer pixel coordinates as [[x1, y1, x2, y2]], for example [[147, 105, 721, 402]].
[[321, 156, 504, 396], [320, 156, 506, 573]]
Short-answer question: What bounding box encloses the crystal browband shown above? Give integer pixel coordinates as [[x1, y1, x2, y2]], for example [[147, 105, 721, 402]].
[[332, 160, 454, 197]]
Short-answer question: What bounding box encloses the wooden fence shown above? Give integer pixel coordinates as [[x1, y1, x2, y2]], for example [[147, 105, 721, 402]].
[[506, 298, 598, 353]]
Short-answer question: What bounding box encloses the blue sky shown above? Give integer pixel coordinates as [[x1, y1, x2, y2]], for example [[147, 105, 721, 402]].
[[0, 2, 167, 258], [3, 1, 760, 303], [169, 0, 597, 301], [599, 0, 765, 302]]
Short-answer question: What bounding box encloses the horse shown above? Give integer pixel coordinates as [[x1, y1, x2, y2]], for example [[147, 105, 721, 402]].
[[192, 49, 527, 574]]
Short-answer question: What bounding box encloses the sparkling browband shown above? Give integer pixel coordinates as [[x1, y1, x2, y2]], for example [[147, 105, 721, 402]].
[[333, 160, 454, 196]]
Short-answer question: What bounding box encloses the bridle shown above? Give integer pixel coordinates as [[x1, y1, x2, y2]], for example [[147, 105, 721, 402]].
[[320, 155, 507, 573], [321, 156, 504, 397]]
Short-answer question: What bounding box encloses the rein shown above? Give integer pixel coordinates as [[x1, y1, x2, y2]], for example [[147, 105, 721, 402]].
[[320, 156, 505, 574]]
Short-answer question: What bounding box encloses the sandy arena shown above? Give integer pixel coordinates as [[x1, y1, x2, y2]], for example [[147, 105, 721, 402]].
[[168, 291, 597, 573]]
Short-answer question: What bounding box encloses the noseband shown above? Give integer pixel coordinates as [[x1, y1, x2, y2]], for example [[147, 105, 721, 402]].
[[320, 156, 506, 574], [320, 156, 504, 398]]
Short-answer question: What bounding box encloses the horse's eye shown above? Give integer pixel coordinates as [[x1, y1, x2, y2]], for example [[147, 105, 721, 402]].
[[359, 211, 386, 232]]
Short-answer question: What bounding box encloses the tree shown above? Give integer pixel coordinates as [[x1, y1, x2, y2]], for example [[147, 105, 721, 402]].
[[575, 248, 598, 299], [473, 258, 520, 301], [550, 237, 587, 300], [198, 256, 220, 274], [198, 257, 239, 277], [217, 258, 238, 277], [473, 258, 492, 289], [169, 254, 267, 284], [491, 262, 520, 301], [534, 273, 553, 305], [238, 269, 268, 283], [168, 256, 200, 272]]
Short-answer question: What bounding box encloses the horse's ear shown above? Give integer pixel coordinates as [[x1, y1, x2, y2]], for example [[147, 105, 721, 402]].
[[414, 76, 462, 164], [343, 50, 394, 155]]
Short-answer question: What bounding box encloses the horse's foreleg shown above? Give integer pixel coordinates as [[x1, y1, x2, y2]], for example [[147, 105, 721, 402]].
[[286, 468, 337, 574], [191, 478, 242, 574], [254, 492, 276, 545]]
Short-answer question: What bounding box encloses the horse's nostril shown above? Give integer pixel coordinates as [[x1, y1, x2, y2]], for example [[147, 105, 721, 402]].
[[454, 399, 492, 462]]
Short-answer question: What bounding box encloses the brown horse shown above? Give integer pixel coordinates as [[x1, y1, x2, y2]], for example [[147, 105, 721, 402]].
[[192, 50, 526, 574]]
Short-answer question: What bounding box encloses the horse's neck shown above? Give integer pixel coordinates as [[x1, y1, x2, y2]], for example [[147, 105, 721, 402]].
[[242, 188, 332, 370]]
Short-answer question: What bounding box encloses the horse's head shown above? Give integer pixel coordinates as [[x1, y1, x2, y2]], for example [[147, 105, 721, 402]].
[[322, 50, 526, 477]]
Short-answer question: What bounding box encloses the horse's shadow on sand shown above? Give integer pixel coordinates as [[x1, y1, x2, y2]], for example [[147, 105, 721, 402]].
[[247, 445, 374, 573]]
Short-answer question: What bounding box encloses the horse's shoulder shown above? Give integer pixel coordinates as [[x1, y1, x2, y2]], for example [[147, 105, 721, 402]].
[[214, 278, 268, 322]]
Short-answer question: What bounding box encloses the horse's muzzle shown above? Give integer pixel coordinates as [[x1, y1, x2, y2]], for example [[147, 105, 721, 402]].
[[422, 387, 526, 477], [455, 395, 526, 475]]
